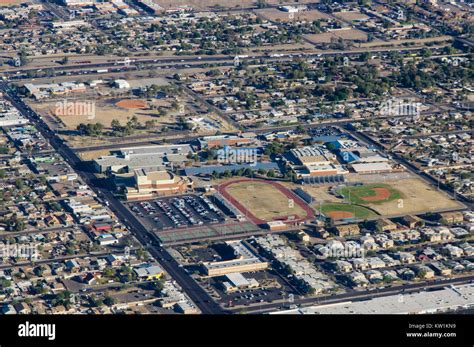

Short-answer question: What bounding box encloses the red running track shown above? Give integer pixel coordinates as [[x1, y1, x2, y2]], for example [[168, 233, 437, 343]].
[[217, 178, 314, 225]]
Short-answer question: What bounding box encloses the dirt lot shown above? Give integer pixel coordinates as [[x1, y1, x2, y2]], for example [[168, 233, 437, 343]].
[[302, 177, 463, 217], [0, 0, 24, 5], [305, 28, 368, 44], [244, 42, 315, 54], [31, 98, 176, 130], [333, 11, 369, 22], [255, 8, 332, 22], [78, 149, 111, 161]]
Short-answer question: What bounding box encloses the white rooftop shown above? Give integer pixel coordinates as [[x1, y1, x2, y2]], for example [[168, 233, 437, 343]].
[[272, 284, 474, 314]]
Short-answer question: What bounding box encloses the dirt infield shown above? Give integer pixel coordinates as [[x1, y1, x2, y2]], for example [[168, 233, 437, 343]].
[[326, 211, 355, 219], [361, 188, 391, 202], [218, 179, 314, 225], [339, 184, 402, 205], [321, 203, 378, 220], [115, 99, 148, 109]]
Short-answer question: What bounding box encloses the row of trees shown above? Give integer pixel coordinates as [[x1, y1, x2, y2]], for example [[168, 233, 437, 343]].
[[76, 116, 160, 137]]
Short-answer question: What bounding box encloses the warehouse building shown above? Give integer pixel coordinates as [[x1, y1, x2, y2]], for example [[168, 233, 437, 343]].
[[271, 284, 474, 314], [350, 162, 394, 174]]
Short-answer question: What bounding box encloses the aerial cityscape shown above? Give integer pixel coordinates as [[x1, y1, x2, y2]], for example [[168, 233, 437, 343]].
[[0, 0, 472, 338]]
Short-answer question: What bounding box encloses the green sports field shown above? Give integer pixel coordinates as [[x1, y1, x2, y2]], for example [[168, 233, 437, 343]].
[[337, 184, 403, 205]]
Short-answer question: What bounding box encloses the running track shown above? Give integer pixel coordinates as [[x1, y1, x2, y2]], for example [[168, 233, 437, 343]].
[[218, 179, 314, 225]]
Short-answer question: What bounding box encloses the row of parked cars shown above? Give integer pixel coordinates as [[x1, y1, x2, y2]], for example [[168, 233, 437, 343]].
[[156, 199, 188, 228], [181, 196, 223, 223], [171, 197, 204, 226]]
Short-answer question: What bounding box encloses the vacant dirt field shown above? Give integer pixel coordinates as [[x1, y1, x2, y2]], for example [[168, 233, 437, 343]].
[[78, 149, 111, 161], [0, 0, 24, 5], [305, 28, 368, 44], [244, 42, 315, 53], [31, 98, 174, 130], [359, 35, 452, 49], [334, 11, 369, 22], [218, 179, 313, 223], [255, 8, 332, 22]]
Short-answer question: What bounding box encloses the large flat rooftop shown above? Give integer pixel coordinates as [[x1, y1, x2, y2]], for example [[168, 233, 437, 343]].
[[271, 283, 474, 314]]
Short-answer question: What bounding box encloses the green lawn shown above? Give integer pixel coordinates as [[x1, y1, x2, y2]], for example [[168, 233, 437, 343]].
[[321, 203, 378, 220], [338, 184, 403, 205]]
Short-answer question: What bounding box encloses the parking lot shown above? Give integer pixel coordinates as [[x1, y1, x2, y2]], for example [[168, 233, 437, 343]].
[[207, 271, 299, 309], [128, 194, 227, 231]]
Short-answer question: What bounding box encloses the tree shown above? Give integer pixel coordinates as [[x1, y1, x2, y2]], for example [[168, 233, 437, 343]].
[[0, 278, 11, 289], [49, 201, 62, 212], [417, 269, 427, 279], [256, 0, 267, 8], [103, 296, 115, 306], [14, 178, 25, 190], [150, 280, 164, 292], [89, 296, 104, 307], [295, 124, 306, 134], [76, 123, 104, 137], [144, 120, 156, 129], [127, 115, 140, 129], [52, 290, 72, 307], [111, 119, 121, 130], [177, 117, 193, 131], [103, 268, 115, 277], [19, 47, 29, 66]]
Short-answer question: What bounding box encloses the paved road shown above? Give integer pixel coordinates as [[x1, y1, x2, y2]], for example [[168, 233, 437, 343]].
[[0, 82, 226, 314], [3, 43, 450, 79]]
